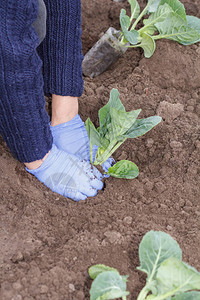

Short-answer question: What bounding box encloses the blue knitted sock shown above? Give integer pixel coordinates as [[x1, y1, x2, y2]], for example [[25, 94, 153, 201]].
[[50, 115, 115, 172], [26, 144, 103, 201]]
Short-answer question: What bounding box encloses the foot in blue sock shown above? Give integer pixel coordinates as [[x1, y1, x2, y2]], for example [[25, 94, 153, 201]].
[[50, 114, 115, 172], [26, 145, 103, 201]]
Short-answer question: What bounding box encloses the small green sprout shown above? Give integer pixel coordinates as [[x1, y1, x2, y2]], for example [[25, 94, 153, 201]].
[[88, 231, 200, 300], [85, 88, 161, 179]]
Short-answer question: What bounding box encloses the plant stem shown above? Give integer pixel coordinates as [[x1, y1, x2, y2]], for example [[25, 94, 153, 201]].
[[138, 11, 169, 35], [130, 0, 154, 31], [152, 34, 168, 40], [119, 36, 129, 46], [119, 39, 140, 47], [138, 25, 148, 34], [95, 143, 116, 165], [119, 39, 142, 47], [151, 287, 184, 300], [137, 287, 183, 300], [94, 141, 116, 165], [147, 248, 161, 285], [94, 140, 124, 166], [127, 44, 141, 48], [130, 9, 137, 23], [152, 32, 185, 40], [137, 287, 149, 300], [152, 35, 163, 40], [120, 8, 139, 45], [119, 0, 154, 46], [137, 248, 161, 300], [90, 143, 93, 165]]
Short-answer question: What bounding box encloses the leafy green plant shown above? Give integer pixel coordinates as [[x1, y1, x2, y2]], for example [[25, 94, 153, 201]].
[[118, 0, 200, 58], [85, 88, 161, 179], [88, 231, 200, 300]]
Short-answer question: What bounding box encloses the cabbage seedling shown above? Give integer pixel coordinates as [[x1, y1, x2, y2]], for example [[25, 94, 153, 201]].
[[88, 231, 200, 300], [119, 0, 200, 58], [82, 0, 200, 78], [85, 88, 161, 179]]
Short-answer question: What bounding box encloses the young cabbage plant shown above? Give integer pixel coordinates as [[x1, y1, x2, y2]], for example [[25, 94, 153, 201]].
[[119, 0, 200, 58], [85, 88, 161, 179], [88, 231, 200, 300]]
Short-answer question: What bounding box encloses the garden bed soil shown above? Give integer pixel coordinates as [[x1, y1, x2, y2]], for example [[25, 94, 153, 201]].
[[0, 0, 200, 299]]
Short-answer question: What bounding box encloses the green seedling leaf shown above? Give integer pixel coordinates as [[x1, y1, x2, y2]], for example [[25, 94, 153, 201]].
[[143, 19, 156, 35], [85, 118, 101, 148], [156, 257, 200, 296], [125, 29, 139, 45], [139, 33, 156, 58], [85, 118, 101, 164], [122, 275, 129, 282], [89, 231, 200, 300], [98, 89, 125, 144], [89, 265, 119, 280], [119, 0, 200, 59], [181, 15, 200, 45], [123, 116, 162, 139], [90, 271, 129, 300], [110, 107, 141, 139], [120, 9, 139, 44], [107, 160, 139, 179], [155, 12, 200, 44], [159, 0, 186, 21], [128, 0, 162, 33], [187, 15, 200, 32], [139, 3, 173, 36], [137, 231, 182, 283], [95, 290, 129, 300], [172, 291, 200, 300], [128, 0, 140, 21], [106, 88, 125, 111], [91, 89, 162, 170], [120, 9, 131, 31], [147, 0, 162, 13], [98, 137, 110, 152], [98, 88, 125, 130]]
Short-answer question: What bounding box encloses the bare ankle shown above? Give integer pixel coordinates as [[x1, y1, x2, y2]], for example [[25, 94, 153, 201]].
[[51, 95, 79, 126], [24, 151, 50, 170]]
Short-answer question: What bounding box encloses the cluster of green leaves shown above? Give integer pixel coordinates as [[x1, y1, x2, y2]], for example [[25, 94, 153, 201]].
[[119, 0, 200, 58], [85, 89, 161, 179], [88, 231, 200, 300]]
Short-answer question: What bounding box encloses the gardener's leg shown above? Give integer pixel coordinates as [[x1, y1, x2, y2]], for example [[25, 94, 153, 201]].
[[51, 95, 79, 126], [37, 0, 84, 97], [37, 0, 114, 170], [0, 0, 52, 163], [0, 0, 103, 201], [32, 0, 47, 45]]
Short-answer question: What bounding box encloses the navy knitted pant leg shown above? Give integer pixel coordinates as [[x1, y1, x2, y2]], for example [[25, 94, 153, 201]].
[[0, 0, 83, 163], [0, 0, 52, 162], [33, 0, 47, 45], [37, 0, 84, 97]]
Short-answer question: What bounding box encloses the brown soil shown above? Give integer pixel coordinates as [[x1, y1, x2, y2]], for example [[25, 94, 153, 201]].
[[0, 1, 200, 299]]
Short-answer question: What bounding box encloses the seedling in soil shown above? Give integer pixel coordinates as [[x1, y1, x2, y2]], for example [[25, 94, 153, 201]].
[[85, 88, 161, 179], [82, 0, 200, 77], [88, 230, 200, 300], [119, 0, 200, 58]]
